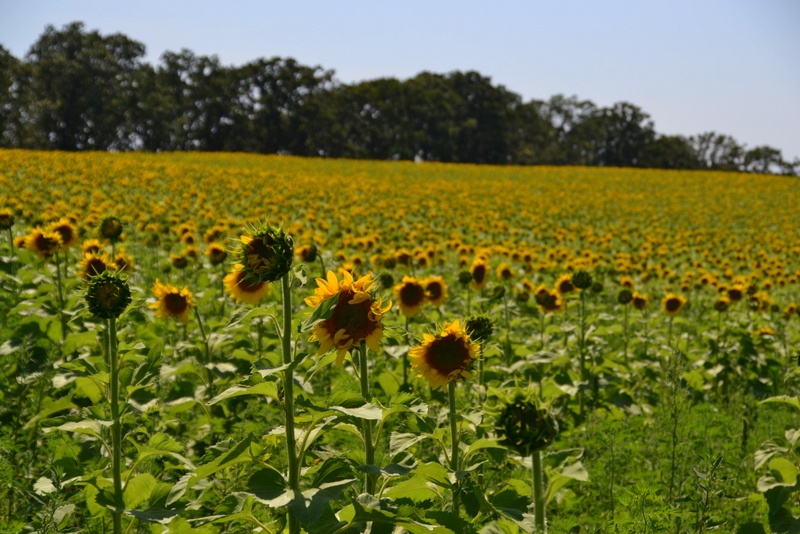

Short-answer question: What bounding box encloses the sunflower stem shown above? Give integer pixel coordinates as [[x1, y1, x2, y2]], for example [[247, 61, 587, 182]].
[[53, 251, 68, 342], [280, 274, 300, 534], [667, 315, 674, 348], [108, 317, 123, 534], [192, 306, 214, 399], [448, 381, 460, 517], [578, 290, 587, 380], [402, 316, 410, 390], [502, 286, 511, 364], [6, 228, 15, 274], [359, 343, 377, 494], [623, 303, 629, 361], [532, 450, 546, 533]]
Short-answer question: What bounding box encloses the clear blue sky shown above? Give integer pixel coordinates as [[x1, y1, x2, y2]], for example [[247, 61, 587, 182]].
[[2, 0, 799, 161]]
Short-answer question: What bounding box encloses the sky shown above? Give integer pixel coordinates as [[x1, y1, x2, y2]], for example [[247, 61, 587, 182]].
[[2, 0, 799, 161]]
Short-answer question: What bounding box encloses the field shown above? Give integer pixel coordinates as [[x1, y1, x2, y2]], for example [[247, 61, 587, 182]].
[[1, 149, 799, 533]]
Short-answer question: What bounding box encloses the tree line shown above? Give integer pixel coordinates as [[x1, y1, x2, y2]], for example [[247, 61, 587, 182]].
[[0, 22, 796, 175]]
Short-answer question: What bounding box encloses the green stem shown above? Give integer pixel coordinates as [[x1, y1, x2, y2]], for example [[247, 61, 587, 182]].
[[539, 312, 545, 351], [579, 290, 586, 379], [108, 317, 123, 534], [448, 381, 460, 516], [359, 343, 377, 494], [54, 251, 67, 342], [402, 316, 410, 390], [668, 315, 674, 348], [192, 307, 214, 399], [280, 274, 300, 534], [503, 287, 511, 364], [623, 303, 629, 360], [532, 450, 546, 533]]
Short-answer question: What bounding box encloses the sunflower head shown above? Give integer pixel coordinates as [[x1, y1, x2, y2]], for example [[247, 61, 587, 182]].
[[85, 270, 132, 319], [470, 259, 489, 290], [572, 270, 593, 290], [395, 276, 427, 318], [79, 253, 115, 281], [170, 254, 189, 270], [496, 262, 514, 282], [632, 292, 648, 311], [48, 218, 78, 250], [81, 239, 103, 256], [617, 289, 633, 305], [465, 315, 493, 342], [149, 279, 196, 323], [114, 249, 134, 272], [496, 398, 559, 455], [205, 243, 228, 266], [26, 228, 62, 258], [98, 216, 124, 243], [296, 244, 318, 263], [423, 275, 448, 307], [238, 224, 294, 283], [662, 293, 687, 316], [223, 263, 271, 305], [0, 209, 14, 230], [458, 269, 473, 287], [409, 320, 479, 390], [714, 297, 730, 313], [305, 270, 392, 366], [555, 274, 574, 294], [379, 272, 395, 290]]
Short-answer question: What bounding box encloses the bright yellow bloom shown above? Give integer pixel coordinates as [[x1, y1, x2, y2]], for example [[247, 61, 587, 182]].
[[305, 270, 391, 366], [662, 293, 687, 316], [410, 320, 479, 390], [223, 263, 270, 305], [149, 279, 195, 323], [394, 276, 427, 318]]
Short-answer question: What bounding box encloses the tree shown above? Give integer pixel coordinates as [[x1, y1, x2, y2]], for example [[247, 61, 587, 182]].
[[689, 132, 744, 171], [640, 135, 699, 169], [22, 22, 147, 150]]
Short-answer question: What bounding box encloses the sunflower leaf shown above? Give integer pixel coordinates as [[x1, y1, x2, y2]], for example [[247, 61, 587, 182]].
[[301, 293, 339, 332]]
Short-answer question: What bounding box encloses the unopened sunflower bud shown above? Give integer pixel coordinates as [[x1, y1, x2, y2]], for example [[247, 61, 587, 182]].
[[465, 315, 493, 342], [572, 270, 593, 290], [85, 271, 132, 319], [618, 289, 633, 305], [99, 216, 124, 243], [497, 399, 558, 456], [458, 269, 473, 287], [238, 224, 294, 283]]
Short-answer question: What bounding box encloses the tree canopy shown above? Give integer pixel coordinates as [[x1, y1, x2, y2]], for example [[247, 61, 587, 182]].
[[0, 22, 796, 175]]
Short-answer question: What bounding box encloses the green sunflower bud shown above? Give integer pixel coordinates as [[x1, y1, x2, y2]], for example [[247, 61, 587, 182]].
[[85, 271, 132, 319], [98, 216, 124, 242], [379, 272, 395, 289], [572, 270, 593, 290], [458, 269, 473, 287], [497, 399, 558, 456], [618, 289, 633, 305], [465, 315, 494, 342]]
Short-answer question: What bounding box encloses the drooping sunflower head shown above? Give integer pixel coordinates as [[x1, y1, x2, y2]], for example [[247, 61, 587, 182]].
[[26, 228, 62, 258], [47, 218, 78, 250], [149, 279, 195, 323], [662, 293, 687, 316], [496, 398, 559, 456], [98, 216, 124, 243], [79, 253, 115, 281], [0, 208, 14, 230], [223, 263, 271, 305], [85, 270, 132, 319], [423, 275, 448, 307], [304, 270, 392, 366], [395, 276, 427, 318], [409, 320, 479, 390], [238, 224, 294, 283], [205, 243, 228, 266]]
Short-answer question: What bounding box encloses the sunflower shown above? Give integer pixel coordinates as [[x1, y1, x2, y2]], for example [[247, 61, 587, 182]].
[[85, 271, 132, 319], [632, 292, 649, 311], [409, 320, 479, 390], [81, 239, 103, 256], [223, 263, 271, 305], [205, 243, 228, 266], [47, 218, 78, 250], [98, 216, 124, 243], [114, 249, 135, 271], [395, 276, 427, 318], [149, 279, 196, 323], [78, 253, 115, 281], [25, 228, 62, 258], [0, 208, 14, 230], [304, 270, 391, 366], [423, 275, 448, 307], [662, 293, 687, 316], [296, 244, 318, 263], [170, 254, 189, 270], [714, 296, 730, 313], [470, 258, 489, 291], [496, 262, 514, 281], [238, 224, 293, 283], [555, 274, 574, 294]]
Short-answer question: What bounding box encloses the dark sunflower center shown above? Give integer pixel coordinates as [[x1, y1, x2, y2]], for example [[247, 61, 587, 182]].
[[327, 290, 376, 340], [727, 289, 742, 301], [400, 283, 425, 307], [559, 280, 574, 293], [425, 334, 470, 375], [665, 298, 682, 312], [54, 225, 74, 244], [472, 265, 486, 283], [246, 237, 276, 274], [164, 293, 188, 315], [36, 235, 59, 253], [426, 282, 442, 300], [237, 272, 265, 293], [86, 258, 107, 276]]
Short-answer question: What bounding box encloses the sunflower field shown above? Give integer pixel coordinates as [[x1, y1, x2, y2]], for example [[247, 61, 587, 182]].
[[1, 149, 799, 533]]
